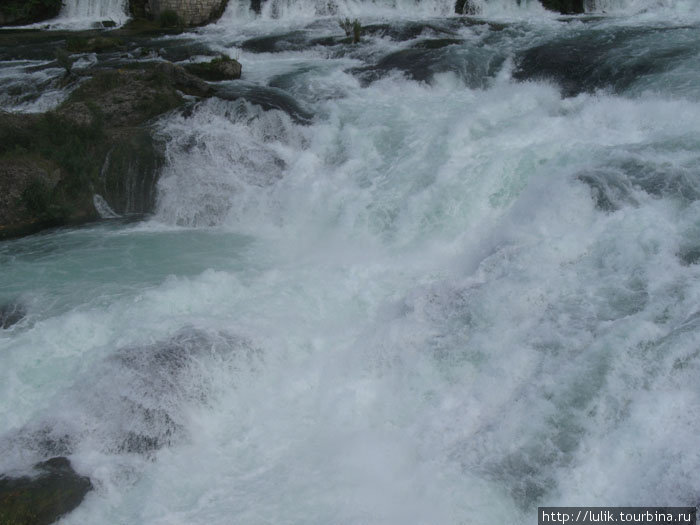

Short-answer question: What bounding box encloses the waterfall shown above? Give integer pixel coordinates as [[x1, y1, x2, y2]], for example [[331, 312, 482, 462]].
[[54, 0, 130, 26]]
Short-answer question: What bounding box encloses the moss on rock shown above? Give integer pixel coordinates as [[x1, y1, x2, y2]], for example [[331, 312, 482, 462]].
[[0, 457, 92, 525], [0, 63, 211, 239], [184, 55, 242, 81]]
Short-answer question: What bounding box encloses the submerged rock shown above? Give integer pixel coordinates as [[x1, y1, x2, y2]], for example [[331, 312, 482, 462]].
[[64, 36, 125, 53], [0, 301, 26, 329], [240, 31, 308, 53], [513, 27, 694, 97], [455, 0, 480, 14], [0, 457, 92, 525], [216, 83, 313, 124]]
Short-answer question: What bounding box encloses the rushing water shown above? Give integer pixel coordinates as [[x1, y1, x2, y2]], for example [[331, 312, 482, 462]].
[[2, 0, 700, 523]]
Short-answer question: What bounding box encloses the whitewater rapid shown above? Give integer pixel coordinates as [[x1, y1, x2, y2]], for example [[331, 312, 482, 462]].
[[1, 1, 700, 523]]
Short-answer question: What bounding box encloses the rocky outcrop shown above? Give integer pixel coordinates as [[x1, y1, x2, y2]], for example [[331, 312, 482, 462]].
[[0, 457, 92, 525], [0, 63, 212, 240], [185, 55, 242, 81], [0, 0, 62, 27]]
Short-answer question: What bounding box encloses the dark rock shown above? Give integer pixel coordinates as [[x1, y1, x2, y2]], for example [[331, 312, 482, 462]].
[[455, 0, 480, 14], [215, 83, 313, 124], [0, 457, 92, 525], [100, 128, 164, 216], [539, 0, 584, 14], [678, 247, 700, 266], [0, 62, 210, 239], [128, 0, 150, 19], [411, 38, 463, 50], [513, 27, 694, 97], [351, 45, 503, 88], [240, 31, 308, 53], [101, 20, 117, 28], [362, 22, 457, 42], [185, 55, 242, 81], [0, 0, 62, 27], [0, 301, 26, 329], [576, 149, 700, 212], [65, 36, 124, 53]]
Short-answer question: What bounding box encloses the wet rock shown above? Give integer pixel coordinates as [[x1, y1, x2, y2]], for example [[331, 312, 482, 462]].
[[0, 0, 62, 26], [58, 64, 208, 128], [216, 83, 313, 124], [539, 0, 584, 14], [185, 55, 242, 81], [65, 36, 125, 53], [411, 38, 463, 50], [362, 22, 457, 42], [577, 152, 700, 213], [100, 128, 164, 216], [0, 457, 92, 525], [0, 301, 26, 329], [0, 62, 209, 239], [455, 0, 480, 14], [351, 45, 503, 88], [678, 247, 700, 266], [513, 27, 694, 97], [240, 31, 308, 53]]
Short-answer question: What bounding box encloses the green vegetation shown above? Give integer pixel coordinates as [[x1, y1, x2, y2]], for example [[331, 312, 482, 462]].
[[54, 48, 75, 75], [0, 0, 62, 25], [339, 18, 362, 44], [1, 109, 105, 223]]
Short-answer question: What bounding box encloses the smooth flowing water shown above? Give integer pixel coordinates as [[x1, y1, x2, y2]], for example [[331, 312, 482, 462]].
[[1, 0, 700, 523]]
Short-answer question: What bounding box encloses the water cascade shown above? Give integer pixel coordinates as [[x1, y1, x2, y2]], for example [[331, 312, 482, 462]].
[[1, 0, 700, 523]]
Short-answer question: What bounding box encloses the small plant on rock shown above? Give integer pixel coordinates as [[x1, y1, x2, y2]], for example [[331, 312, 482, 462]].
[[339, 17, 362, 44]]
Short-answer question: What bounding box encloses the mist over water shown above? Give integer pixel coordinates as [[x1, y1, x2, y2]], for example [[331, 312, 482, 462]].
[[2, 0, 700, 523]]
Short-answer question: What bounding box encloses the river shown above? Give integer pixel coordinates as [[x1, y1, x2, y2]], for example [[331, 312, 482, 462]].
[[1, 0, 699, 523]]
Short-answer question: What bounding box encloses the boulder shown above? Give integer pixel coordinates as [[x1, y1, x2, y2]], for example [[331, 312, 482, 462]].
[[185, 55, 242, 81], [0, 457, 92, 525]]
